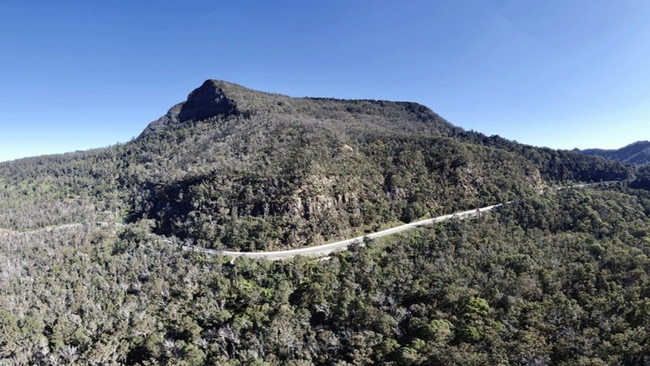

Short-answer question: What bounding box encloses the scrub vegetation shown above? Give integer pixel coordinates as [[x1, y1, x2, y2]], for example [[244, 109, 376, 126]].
[[1, 80, 648, 364]]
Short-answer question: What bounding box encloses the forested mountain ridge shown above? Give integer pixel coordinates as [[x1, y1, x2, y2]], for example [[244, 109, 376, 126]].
[[119, 80, 633, 251], [577, 140, 650, 166], [0, 80, 634, 249], [2, 80, 650, 364]]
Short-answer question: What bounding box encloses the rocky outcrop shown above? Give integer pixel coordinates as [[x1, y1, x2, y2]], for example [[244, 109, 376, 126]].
[[178, 80, 240, 122], [140, 102, 183, 134], [140, 80, 243, 136]]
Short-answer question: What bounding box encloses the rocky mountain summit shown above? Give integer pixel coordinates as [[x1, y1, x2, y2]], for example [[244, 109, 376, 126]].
[[118, 80, 631, 251], [141, 81, 234, 134]]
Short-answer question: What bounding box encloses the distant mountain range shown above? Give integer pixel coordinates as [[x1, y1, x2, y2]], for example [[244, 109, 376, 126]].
[[576, 141, 650, 165]]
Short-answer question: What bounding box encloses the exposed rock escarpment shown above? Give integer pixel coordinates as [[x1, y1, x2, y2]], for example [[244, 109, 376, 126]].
[[141, 80, 246, 135], [178, 80, 240, 122]]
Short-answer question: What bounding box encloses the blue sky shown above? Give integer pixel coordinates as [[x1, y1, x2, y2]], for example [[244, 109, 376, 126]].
[[1, 0, 649, 162]]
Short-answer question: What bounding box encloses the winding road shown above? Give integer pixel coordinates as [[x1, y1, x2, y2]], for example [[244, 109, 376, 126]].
[[1, 180, 622, 260], [183, 203, 507, 260], [184, 180, 624, 260]]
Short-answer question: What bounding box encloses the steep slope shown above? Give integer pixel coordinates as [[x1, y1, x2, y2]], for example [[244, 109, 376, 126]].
[[118, 80, 632, 250], [578, 140, 650, 165], [0, 79, 632, 247], [0, 80, 634, 249]]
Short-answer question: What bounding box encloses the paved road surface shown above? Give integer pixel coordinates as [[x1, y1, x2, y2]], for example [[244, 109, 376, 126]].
[[183, 180, 625, 260], [183, 203, 506, 260], [0, 180, 620, 259]]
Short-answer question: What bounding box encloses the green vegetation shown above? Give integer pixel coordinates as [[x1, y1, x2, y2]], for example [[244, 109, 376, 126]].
[[0, 80, 648, 364], [0, 81, 631, 250], [1, 187, 649, 364], [578, 140, 650, 166]]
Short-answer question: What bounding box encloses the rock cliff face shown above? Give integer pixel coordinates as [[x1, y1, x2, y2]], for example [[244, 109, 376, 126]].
[[178, 80, 240, 122], [140, 103, 183, 134], [141, 80, 245, 135]]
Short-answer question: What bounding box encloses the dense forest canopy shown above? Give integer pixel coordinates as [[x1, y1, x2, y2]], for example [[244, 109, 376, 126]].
[[1, 80, 649, 364]]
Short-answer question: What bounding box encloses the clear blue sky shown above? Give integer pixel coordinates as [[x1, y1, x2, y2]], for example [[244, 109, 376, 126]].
[[1, 0, 649, 162]]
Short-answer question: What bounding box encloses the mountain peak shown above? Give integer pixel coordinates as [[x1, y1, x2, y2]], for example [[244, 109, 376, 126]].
[[140, 79, 454, 139], [178, 80, 240, 123], [141, 80, 257, 135]]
